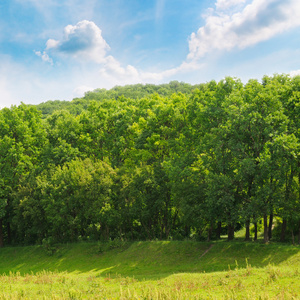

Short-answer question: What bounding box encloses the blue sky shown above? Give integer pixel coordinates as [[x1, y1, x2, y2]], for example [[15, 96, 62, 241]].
[[1, 0, 300, 108]]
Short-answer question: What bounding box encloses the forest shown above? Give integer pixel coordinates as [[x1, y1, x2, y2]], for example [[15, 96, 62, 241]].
[[0, 75, 300, 247]]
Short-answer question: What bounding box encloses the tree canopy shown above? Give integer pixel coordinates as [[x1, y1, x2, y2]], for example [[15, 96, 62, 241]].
[[1, 76, 300, 246]]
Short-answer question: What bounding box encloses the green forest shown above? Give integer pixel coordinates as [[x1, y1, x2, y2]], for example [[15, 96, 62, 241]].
[[1, 75, 300, 247]]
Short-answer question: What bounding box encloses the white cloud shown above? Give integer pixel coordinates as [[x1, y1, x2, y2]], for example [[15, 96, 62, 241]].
[[34, 19, 206, 88], [46, 39, 59, 49], [73, 85, 94, 98], [36, 18, 207, 86], [188, 0, 300, 60], [45, 20, 110, 63], [141, 61, 204, 81], [98, 55, 204, 85], [34, 51, 53, 65], [31, 0, 300, 105], [100, 56, 139, 80], [290, 69, 300, 77], [99, 53, 204, 85]]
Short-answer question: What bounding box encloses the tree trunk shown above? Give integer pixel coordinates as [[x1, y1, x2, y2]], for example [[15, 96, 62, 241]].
[[160, 223, 163, 240], [7, 222, 11, 245], [0, 219, 3, 248], [268, 213, 273, 240], [280, 219, 287, 242], [245, 219, 250, 241], [254, 222, 258, 241], [166, 209, 178, 240], [263, 214, 269, 243], [216, 221, 221, 239], [207, 222, 213, 242], [228, 223, 234, 240], [6, 199, 11, 245], [105, 225, 110, 240], [184, 225, 190, 238]]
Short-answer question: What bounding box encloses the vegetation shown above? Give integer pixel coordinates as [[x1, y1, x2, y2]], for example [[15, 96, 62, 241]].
[[1, 76, 300, 247], [0, 241, 299, 299]]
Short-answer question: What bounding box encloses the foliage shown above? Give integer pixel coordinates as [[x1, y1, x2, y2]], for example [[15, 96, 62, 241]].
[[1, 76, 300, 245]]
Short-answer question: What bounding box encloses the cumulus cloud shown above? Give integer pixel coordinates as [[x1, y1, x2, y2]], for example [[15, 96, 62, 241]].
[[44, 20, 110, 63], [99, 56, 139, 80], [188, 0, 300, 60], [35, 18, 206, 87], [46, 39, 59, 49], [35, 0, 300, 94], [98, 55, 203, 85], [34, 50, 53, 64]]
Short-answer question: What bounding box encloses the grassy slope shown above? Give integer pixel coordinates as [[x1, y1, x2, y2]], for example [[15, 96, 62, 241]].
[[0, 241, 299, 299], [0, 241, 299, 278]]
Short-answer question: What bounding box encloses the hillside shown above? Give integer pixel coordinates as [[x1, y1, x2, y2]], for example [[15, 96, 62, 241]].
[[34, 81, 199, 117], [0, 241, 299, 299], [0, 241, 299, 277]]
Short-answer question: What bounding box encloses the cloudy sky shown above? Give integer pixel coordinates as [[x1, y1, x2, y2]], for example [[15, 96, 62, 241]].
[[1, 0, 300, 108]]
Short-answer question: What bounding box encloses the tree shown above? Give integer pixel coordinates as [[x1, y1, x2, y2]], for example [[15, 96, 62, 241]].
[[0, 104, 46, 246], [36, 158, 116, 242]]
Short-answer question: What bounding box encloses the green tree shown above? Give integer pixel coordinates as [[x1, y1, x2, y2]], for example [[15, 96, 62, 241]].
[[0, 104, 46, 246], [39, 158, 115, 242]]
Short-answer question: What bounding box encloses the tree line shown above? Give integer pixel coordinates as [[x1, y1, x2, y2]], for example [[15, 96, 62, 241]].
[[0, 75, 300, 247]]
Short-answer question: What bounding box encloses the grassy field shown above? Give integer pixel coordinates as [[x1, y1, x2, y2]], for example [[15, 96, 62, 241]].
[[0, 240, 299, 299]]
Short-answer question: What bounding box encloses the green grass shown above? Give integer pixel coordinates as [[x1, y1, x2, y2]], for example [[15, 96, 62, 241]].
[[0, 240, 299, 299]]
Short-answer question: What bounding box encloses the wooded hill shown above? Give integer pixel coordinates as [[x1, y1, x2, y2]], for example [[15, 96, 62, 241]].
[[1, 75, 300, 247]]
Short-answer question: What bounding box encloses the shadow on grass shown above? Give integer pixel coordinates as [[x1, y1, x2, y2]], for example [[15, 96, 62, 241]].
[[0, 240, 299, 280]]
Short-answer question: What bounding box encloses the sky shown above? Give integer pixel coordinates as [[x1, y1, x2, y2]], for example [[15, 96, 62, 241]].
[[1, 0, 300, 108]]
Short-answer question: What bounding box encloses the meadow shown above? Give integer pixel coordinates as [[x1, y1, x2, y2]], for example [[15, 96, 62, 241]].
[[0, 239, 299, 299]]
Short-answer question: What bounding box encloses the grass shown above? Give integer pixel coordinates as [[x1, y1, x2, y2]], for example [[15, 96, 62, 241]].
[[0, 240, 299, 299]]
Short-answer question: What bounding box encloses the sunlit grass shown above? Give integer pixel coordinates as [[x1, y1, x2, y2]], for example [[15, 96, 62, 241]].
[[0, 240, 299, 299]]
